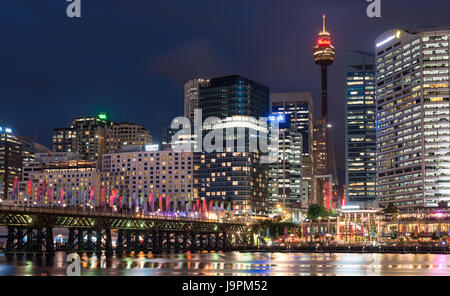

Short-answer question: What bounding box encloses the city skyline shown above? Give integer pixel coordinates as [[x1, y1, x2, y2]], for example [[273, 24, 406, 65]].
[[2, 1, 449, 184]]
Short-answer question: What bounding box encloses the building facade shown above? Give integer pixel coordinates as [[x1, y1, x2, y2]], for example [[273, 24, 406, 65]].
[[53, 113, 112, 166], [184, 78, 210, 122], [16, 152, 99, 207], [375, 28, 450, 208], [101, 149, 194, 205], [196, 75, 270, 218], [107, 122, 152, 153], [270, 92, 314, 212], [345, 51, 377, 206], [0, 127, 22, 199]]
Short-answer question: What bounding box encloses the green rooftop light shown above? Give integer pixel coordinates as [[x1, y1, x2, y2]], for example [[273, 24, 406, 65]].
[[97, 112, 108, 121]]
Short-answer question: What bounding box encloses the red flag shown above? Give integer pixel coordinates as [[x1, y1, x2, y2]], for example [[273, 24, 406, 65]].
[[414, 226, 418, 238], [100, 188, 106, 205], [209, 200, 213, 212], [41, 180, 47, 195], [48, 188, 53, 203], [166, 195, 170, 212], [27, 179, 33, 195], [159, 194, 163, 211], [59, 188, 64, 203], [119, 195, 123, 208], [196, 199, 200, 211], [89, 186, 94, 202], [361, 226, 364, 237], [202, 199, 207, 212], [350, 226, 354, 237]]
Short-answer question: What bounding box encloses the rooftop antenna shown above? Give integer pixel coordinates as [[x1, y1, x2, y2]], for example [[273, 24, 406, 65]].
[[322, 14, 326, 33]]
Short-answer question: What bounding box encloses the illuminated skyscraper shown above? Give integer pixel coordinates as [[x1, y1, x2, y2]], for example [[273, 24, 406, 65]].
[[270, 92, 314, 211], [375, 28, 450, 208], [196, 75, 270, 218], [345, 51, 376, 207], [184, 78, 210, 122]]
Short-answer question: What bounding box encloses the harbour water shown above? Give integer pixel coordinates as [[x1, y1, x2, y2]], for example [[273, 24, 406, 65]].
[[1, 251, 450, 276]]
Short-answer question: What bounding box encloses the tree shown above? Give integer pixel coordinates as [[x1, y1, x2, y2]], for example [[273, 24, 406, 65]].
[[307, 204, 329, 220], [384, 203, 398, 214]]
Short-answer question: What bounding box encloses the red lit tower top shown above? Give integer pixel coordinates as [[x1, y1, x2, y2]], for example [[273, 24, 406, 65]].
[[313, 14, 335, 66]]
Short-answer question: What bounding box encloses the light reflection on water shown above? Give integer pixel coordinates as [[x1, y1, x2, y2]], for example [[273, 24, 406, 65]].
[[1, 251, 450, 276]]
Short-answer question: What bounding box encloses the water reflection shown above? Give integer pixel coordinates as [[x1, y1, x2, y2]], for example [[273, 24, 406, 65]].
[[1, 251, 450, 276]]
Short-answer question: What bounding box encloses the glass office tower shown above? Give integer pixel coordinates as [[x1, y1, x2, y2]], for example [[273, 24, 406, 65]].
[[197, 75, 270, 217], [345, 51, 377, 206]]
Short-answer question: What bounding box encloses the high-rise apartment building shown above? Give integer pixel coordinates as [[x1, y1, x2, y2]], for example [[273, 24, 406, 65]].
[[270, 92, 314, 210], [0, 127, 22, 199], [107, 122, 152, 153], [53, 113, 111, 165], [53, 128, 76, 153], [196, 75, 270, 217], [184, 78, 210, 122], [345, 51, 377, 206], [375, 28, 450, 208]]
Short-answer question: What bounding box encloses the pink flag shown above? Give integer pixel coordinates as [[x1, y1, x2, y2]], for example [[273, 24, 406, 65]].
[[27, 179, 33, 195], [149, 193, 153, 210], [59, 189, 64, 203], [119, 195, 123, 208], [209, 200, 213, 212]]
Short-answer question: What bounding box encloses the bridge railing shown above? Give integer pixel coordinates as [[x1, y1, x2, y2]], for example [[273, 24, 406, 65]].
[[0, 205, 251, 225]]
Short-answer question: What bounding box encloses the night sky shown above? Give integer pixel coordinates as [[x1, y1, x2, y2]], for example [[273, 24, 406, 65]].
[[1, 0, 449, 183]]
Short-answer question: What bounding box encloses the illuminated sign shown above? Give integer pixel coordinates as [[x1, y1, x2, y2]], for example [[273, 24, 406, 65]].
[[145, 144, 159, 152], [317, 38, 331, 47], [0, 127, 12, 134], [97, 112, 108, 121], [268, 114, 286, 123]]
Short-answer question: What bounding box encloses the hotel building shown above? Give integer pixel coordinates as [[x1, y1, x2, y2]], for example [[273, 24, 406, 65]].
[[101, 148, 194, 204], [197, 75, 270, 218], [375, 28, 450, 208]]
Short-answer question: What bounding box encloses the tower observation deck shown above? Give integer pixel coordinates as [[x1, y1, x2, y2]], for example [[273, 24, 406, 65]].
[[313, 14, 335, 118]]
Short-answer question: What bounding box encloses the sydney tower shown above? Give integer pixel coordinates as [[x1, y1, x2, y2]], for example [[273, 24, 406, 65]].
[[312, 14, 335, 207], [313, 14, 335, 121]]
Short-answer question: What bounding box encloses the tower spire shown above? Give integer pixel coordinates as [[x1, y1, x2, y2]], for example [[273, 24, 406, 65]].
[[322, 14, 326, 33]]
